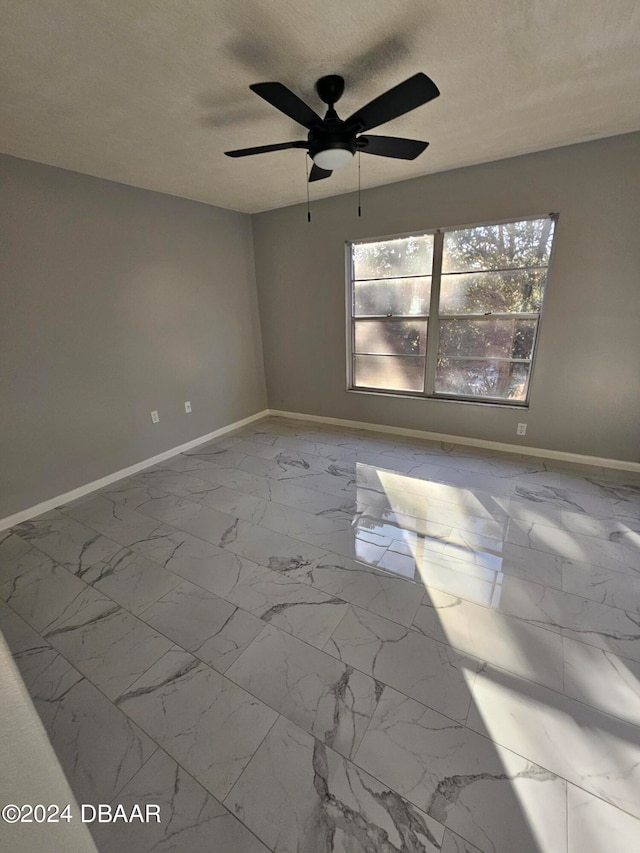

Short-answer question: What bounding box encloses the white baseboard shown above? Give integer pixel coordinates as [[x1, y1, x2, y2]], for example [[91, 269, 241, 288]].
[[267, 409, 640, 473], [3, 405, 637, 532], [0, 410, 269, 532]]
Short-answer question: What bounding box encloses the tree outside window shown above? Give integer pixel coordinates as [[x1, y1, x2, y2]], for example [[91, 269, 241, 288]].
[[349, 216, 557, 404]]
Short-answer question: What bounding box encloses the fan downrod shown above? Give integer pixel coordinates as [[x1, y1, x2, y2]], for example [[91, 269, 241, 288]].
[[315, 75, 345, 106]]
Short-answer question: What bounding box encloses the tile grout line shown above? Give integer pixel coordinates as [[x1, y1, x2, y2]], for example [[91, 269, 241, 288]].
[[4, 422, 640, 832], [150, 424, 633, 513], [5, 548, 640, 833], [48, 490, 640, 672], [6, 517, 640, 736], [150, 436, 639, 565], [105, 739, 277, 853], [22, 591, 640, 836], [57, 474, 640, 620]]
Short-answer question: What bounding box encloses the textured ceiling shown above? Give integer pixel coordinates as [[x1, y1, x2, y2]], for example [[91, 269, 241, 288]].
[[1, 0, 639, 213]]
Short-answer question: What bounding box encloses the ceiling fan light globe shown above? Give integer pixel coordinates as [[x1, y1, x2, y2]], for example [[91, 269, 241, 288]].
[[312, 148, 354, 170]]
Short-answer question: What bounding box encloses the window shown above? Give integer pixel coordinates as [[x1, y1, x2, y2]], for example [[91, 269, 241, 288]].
[[348, 215, 556, 405]]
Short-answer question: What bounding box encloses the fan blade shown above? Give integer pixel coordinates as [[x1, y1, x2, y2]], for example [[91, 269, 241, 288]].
[[346, 73, 439, 133], [225, 141, 308, 158], [250, 82, 322, 129], [309, 164, 332, 182], [358, 135, 428, 160]]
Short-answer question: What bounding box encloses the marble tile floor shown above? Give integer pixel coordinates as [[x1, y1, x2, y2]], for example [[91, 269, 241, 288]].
[[1, 416, 640, 852]]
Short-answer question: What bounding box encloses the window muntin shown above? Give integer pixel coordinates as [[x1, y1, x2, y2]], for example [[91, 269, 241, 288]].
[[348, 216, 556, 405]]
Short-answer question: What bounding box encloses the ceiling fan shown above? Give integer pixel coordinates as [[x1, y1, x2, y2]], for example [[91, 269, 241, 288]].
[[224, 72, 440, 181]]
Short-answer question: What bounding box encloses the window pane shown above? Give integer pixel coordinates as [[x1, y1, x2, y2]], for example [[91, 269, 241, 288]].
[[354, 355, 425, 392], [353, 234, 433, 279], [355, 320, 427, 356], [438, 318, 536, 360], [354, 276, 431, 316], [442, 218, 555, 273], [436, 358, 530, 401], [439, 270, 546, 314]]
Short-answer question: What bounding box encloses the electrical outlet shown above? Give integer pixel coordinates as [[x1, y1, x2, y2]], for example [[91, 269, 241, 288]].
[[184, 401, 192, 413], [517, 423, 527, 436], [150, 410, 159, 424]]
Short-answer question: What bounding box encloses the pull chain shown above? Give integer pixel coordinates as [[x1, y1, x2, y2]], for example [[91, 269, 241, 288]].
[[305, 155, 311, 223], [358, 150, 361, 217]]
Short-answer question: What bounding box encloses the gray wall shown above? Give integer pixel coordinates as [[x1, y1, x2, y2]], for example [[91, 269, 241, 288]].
[[2, 134, 639, 523], [253, 132, 640, 462], [0, 154, 266, 519]]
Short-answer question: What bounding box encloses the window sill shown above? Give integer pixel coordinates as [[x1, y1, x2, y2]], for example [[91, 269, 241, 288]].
[[346, 388, 529, 410]]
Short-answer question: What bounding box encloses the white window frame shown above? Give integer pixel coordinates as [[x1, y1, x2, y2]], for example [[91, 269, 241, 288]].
[[346, 214, 558, 408]]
